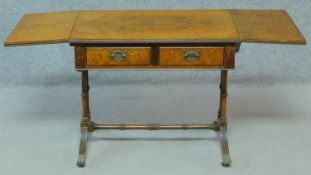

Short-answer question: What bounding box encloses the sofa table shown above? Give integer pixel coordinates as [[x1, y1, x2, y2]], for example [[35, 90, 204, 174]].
[[4, 10, 306, 167]]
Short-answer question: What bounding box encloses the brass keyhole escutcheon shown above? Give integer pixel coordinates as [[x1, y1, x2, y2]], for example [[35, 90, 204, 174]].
[[183, 50, 201, 62], [110, 50, 128, 62]]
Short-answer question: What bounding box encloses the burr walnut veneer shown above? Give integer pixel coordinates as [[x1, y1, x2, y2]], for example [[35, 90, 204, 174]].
[[4, 10, 306, 168]]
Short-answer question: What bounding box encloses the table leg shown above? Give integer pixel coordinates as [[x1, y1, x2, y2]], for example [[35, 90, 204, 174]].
[[218, 70, 232, 167], [75, 69, 232, 167], [77, 71, 92, 167]]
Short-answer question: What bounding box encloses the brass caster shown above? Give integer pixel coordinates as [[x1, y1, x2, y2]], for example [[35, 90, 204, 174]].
[[77, 154, 86, 167], [221, 154, 231, 167]]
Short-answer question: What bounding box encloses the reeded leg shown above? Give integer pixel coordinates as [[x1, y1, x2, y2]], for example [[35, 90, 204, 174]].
[[217, 70, 232, 167], [77, 71, 91, 167], [220, 126, 231, 167], [77, 127, 88, 167]]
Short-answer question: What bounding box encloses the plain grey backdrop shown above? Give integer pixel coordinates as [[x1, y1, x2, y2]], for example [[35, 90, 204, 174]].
[[0, 1, 310, 175]]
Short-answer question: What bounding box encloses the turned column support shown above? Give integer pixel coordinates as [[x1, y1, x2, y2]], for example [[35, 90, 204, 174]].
[[217, 70, 231, 167], [77, 70, 92, 167], [218, 70, 228, 126]]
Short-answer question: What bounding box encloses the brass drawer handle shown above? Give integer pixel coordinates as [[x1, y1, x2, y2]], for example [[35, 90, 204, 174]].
[[183, 50, 201, 62], [109, 50, 128, 62]]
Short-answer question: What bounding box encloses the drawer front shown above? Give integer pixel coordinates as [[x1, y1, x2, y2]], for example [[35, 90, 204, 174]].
[[86, 47, 150, 66], [159, 47, 224, 66]]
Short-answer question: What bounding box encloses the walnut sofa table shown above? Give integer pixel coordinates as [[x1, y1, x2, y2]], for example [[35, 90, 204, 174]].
[[4, 10, 306, 167]]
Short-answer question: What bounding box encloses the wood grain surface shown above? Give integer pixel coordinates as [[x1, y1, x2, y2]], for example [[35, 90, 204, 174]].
[[69, 10, 239, 43], [4, 11, 78, 46], [4, 10, 306, 46], [229, 10, 306, 44], [159, 47, 224, 66], [86, 47, 150, 66]]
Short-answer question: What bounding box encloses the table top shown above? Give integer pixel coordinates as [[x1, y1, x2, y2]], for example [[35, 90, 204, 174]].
[[4, 10, 306, 46]]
